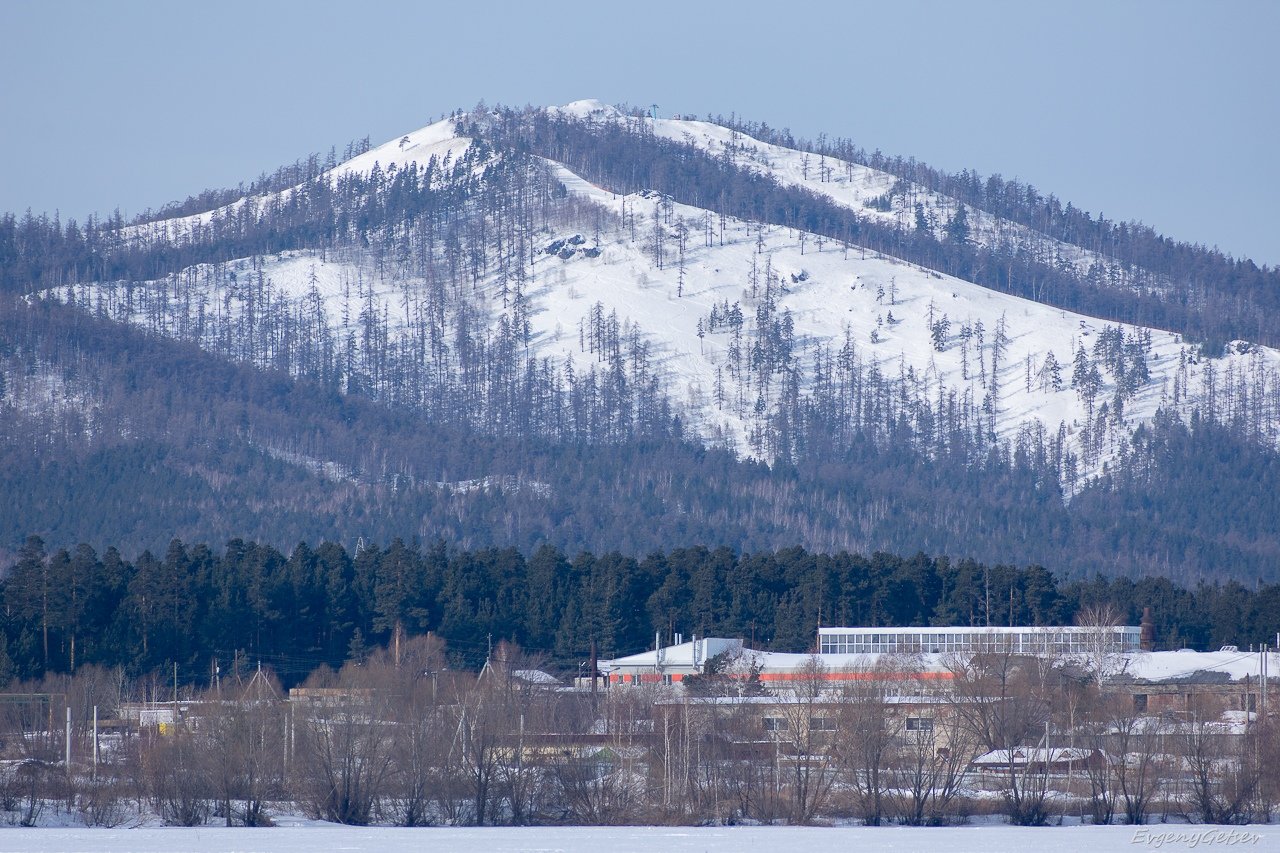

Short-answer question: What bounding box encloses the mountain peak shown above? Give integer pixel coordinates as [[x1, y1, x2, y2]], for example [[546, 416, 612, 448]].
[[553, 99, 624, 120], [9, 101, 1280, 579]]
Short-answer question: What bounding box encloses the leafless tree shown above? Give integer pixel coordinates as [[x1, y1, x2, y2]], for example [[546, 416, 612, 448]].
[[491, 644, 559, 824], [1075, 688, 1118, 824], [945, 638, 1054, 825], [830, 661, 903, 825], [889, 699, 976, 825], [554, 684, 649, 824], [1177, 699, 1261, 824], [773, 656, 836, 823], [384, 634, 452, 826], [1252, 716, 1280, 822], [650, 688, 697, 818], [1119, 720, 1170, 824], [446, 641, 538, 825], [201, 669, 286, 826], [549, 682, 656, 824], [1076, 603, 1129, 688], [291, 659, 396, 825], [145, 728, 211, 826]]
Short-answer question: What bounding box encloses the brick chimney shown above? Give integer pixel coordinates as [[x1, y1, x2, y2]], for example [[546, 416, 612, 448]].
[[1140, 606, 1155, 651]]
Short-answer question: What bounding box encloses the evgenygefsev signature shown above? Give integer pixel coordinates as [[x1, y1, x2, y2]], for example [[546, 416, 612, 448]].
[[1131, 828, 1263, 848]]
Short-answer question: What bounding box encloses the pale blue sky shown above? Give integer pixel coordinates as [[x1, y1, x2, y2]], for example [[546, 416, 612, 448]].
[[3, 0, 1276, 266]]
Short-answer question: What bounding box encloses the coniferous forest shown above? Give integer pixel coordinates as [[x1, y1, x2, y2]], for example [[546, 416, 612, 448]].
[[3, 534, 1279, 686], [2, 102, 1280, 691]]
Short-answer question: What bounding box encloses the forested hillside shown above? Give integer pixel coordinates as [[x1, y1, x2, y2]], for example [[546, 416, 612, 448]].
[[701, 109, 1280, 351], [2, 102, 1280, 587], [5, 296, 1280, 580]]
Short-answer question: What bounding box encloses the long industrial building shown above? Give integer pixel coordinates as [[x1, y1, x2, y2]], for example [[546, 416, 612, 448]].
[[599, 625, 1275, 717], [816, 625, 1142, 655]]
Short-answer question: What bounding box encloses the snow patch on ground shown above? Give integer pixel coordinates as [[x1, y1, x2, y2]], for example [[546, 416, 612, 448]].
[[256, 444, 360, 484], [0, 362, 100, 432], [536, 161, 1280, 479], [436, 476, 552, 499]]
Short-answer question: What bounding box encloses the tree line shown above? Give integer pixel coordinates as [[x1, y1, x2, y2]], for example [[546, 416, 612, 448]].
[[3, 535, 1280, 687], [706, 108, 1280, 352]]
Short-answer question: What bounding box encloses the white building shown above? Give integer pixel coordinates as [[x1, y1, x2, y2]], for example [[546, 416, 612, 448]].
[[817, 625, 1142, 656], [601, 625, 1144, 688]]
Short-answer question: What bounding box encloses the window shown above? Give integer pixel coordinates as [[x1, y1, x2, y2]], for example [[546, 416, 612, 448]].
[[906, 717, 934, 732], [1133, 694, 1148, 712], [810, 717, 836, 731], [763, 717, 788, 732]]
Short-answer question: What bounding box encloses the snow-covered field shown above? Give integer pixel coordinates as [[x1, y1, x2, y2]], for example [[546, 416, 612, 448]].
[[0, 824, 1269, 853]]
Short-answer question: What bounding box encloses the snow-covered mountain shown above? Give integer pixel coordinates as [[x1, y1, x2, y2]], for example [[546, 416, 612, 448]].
[[40, 101, 1280, 496], [118, 118, 476, 246], [572, 99, 1128, 285]]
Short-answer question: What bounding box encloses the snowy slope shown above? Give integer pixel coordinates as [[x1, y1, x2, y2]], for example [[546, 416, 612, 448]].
[[558, 99, 1139, 288], [119, 116, 474, 245], [536, 163, 1141, 449], [59, 103, 1280, 490]]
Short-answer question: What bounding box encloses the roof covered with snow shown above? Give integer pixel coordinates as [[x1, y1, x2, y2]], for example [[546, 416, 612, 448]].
[[1117, 650, 1276, 684], [512, 669, 561, 685], [603, 638, 743, 670], [604, 640, 1276, 685], [972, 748, 1101, 767]]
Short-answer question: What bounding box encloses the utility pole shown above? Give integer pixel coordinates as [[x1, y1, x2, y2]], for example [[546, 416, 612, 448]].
[[1261, 644, 1268, 718], [590, 638, 598, 715], [984, 567, 991, 627], [283, 701, 290, 779]]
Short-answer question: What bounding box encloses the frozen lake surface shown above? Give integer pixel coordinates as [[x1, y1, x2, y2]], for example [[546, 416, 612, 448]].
[[0, 824, 1270, 853]]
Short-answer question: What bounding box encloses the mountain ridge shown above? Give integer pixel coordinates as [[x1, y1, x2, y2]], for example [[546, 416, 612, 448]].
[[3, 100, 1280, 582], [51, 102, 1280, 484]]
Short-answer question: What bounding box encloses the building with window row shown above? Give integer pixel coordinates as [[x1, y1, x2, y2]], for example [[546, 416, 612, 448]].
[[817, 625, 1142, 656]]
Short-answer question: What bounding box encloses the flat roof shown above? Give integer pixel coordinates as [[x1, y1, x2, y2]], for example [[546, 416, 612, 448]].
[[818, 626, 1140, 634], [599, 645, 1280, 684]]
